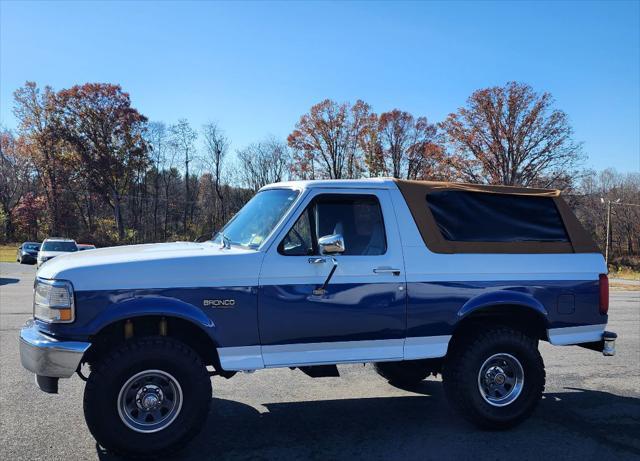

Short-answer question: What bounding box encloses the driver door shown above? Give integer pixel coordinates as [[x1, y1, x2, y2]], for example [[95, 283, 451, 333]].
[[258, 188, 407, 367]]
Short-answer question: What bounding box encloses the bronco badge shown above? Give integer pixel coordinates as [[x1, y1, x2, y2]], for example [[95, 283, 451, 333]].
[[203, 299, 236, 308]]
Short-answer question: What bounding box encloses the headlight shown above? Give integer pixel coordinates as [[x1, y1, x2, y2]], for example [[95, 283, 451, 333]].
[[33, 278, 75, 323]]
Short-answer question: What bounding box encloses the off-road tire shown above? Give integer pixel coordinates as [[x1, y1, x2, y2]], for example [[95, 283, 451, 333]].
[[442, 326, 545, 429], [84, 336, 211, 457], [373, 360, 434, 386]]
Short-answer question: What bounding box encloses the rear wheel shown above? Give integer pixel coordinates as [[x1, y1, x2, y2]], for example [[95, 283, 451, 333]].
[[442, 326, 545, 429], [84, 336, 211, 457]]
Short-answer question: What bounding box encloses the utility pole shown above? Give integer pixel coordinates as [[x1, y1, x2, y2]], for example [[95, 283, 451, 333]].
[[604, 199, 612, 265]]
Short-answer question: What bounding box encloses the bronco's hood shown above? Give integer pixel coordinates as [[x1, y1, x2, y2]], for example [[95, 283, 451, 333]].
[[36, 241, 264, 291]]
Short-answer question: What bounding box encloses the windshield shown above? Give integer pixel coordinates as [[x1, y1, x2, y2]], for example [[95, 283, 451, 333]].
[[24, 243, 40, 251], [42, 241, 77, 252], [214, 189, 299, 249]]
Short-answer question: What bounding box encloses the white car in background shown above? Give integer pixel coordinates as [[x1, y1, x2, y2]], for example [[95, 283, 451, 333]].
[[37, 238, 78, 268]]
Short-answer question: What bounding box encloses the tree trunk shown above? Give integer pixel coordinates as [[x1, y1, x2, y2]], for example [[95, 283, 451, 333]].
[[184, 157, 190, 236], [164, 183, 170, 241], [113, 191, 125, 241], [214, 181, 224, 226], [2, 210, 14, 242], [153, 176, 159, 241]]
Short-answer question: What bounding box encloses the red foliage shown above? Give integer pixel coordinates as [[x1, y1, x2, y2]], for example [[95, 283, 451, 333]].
[[12, 192, 47, 239]]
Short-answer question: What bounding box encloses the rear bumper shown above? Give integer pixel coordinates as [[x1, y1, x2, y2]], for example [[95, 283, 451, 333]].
[[19, 320, 91, 379], [578, 331, 617, 356], [548, 324, 616, 356]]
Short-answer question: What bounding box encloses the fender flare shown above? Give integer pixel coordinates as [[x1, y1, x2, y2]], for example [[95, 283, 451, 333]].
[[457, 290, 549, 324], [84, 296, 215, 338]]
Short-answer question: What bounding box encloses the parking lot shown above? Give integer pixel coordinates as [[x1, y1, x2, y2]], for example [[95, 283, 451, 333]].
[[1, 261, 639, 460]]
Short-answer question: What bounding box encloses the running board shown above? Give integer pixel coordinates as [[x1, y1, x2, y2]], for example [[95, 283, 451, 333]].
[[297, 365, 340, 378]]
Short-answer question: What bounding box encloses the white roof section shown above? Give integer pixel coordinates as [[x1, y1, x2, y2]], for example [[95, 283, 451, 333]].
[[260, 178, 397, 191]]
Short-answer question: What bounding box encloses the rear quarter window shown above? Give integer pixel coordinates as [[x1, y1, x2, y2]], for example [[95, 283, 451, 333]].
[[426, 190, 569, 243]]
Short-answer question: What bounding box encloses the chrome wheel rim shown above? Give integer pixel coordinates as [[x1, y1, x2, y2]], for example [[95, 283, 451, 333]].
[[477, 353, 524, 407], [117, 369, 183, 433]]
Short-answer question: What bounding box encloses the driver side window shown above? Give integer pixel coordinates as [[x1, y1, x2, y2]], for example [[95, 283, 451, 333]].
[[279, 194, 387, 256]]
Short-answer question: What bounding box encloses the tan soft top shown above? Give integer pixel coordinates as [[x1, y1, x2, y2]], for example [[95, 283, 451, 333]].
[[393, 179, 599, 254], [393, 179, 561, 197]]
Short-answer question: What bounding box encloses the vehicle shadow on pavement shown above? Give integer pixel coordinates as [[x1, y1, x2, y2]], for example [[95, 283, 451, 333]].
[[96, 383, 640, 460], [538, 388, 640, 455], [0, 277, 20, 285]]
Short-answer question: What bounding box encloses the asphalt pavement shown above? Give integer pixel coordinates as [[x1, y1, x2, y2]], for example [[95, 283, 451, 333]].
[[1, 262, 639, 460]]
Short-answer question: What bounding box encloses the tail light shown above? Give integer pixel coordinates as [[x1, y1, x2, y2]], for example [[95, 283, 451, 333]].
[[599, 274, 609, 315]]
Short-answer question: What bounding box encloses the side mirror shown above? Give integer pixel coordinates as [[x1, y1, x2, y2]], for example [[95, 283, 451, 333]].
[[318, 234, 345, 255]]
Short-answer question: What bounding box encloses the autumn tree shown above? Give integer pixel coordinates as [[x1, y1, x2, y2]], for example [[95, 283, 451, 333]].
[[358, 113, 385, 177], [55, 83, 149, 240], [374, 109, 443, 179], [145, 122, 170, 240], [0, 129, 32, 240], [13, 82, 69, 235], [201, 122, 229, 224], [288, 99, 373, 179], [168, 119, 198, 235], [12, 192, 47, 240], [614, 173, 640, 255], [236, 137, 291, 191], [441, 81, 583, 188]]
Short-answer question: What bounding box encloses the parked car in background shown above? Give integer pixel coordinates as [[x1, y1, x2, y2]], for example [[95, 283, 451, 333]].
[[16, 242, 41, 264], [36, 238, 78, 268], [77, 244, 97, 251]]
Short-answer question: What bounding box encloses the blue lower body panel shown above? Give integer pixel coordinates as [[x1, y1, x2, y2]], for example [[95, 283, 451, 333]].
[[36, 279, 604, 358], [406, 279, 604, 338], [258, 282, 406, 345]]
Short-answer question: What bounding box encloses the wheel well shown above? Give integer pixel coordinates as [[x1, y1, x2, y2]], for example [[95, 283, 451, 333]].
[[84, 316, 221, 370], [451, 305, 548, 347]]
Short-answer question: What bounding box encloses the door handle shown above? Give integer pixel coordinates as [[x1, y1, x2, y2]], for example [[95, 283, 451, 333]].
[[308, 257, 326, 264], [373, 267, 401, 276]]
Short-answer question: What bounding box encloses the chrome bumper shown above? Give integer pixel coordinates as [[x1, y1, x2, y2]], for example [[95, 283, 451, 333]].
[[576, 330, 617, 356], [19, 320, 91, 378], [602, 331, 617, 356]]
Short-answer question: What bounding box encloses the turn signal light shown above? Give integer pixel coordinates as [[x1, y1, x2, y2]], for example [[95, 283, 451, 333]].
[[58, 308, 73, 322]]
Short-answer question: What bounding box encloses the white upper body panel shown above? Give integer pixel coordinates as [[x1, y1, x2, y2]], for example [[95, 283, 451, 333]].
[[37, 241, 264, 291], [36, 179, 605, 292]]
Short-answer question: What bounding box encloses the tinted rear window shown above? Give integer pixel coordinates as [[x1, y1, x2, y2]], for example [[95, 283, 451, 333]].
[[426, 191, 569, 243]]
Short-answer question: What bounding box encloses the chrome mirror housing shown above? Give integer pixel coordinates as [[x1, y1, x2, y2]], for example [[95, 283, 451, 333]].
[[318, 234, 345, 255]]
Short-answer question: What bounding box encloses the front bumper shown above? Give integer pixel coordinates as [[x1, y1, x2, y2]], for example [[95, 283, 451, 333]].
[[37, 257, 53, 267], [20, 253, 37, 263], [19, 320, 91, 379]]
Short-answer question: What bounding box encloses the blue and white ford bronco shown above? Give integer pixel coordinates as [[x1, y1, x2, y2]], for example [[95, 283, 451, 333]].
[[20, 179, 617, 457]]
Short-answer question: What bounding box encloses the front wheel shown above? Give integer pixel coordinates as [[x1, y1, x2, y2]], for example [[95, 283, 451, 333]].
[[442, 326, 545, 429], [84, 337, 211, 457]]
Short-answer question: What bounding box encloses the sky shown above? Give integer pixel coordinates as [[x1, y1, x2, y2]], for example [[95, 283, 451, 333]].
[[1, 0, 639, 172]]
